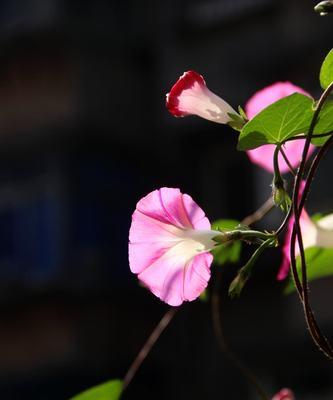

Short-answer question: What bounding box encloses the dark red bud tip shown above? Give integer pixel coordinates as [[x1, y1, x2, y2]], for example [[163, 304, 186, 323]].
[[166, 70, 206, 117]]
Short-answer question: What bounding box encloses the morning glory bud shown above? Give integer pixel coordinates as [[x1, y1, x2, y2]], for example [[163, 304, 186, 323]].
[[314, 1, 333, 15]]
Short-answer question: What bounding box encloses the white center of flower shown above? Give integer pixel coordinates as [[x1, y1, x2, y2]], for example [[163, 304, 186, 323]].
[[166, 228, 220, 262]]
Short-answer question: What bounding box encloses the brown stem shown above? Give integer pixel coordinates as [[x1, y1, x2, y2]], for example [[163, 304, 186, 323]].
[[241, 197, 274, 227], [280, 146, 296, 176], [123, 307, 178, 390], [210, 199, 277, 400], [290, 81, 333, 360], [211, 269, 269, 400]]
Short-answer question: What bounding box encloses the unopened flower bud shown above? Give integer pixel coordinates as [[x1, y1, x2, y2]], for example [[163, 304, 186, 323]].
[[166, 71, 240, 125], [273, 186, 291, 213], [229, 269, 249, 298], [272, 388, 295, 400], [314, 1, 333, 15]]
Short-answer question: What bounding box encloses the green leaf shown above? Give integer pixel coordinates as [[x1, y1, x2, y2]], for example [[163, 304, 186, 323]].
[[237, 93, 314, 151], [70, 380, 123, 400], [320, 48, 333, 89], [311, 213, 323, 223], [285, 247, 333, 294], [311, 100, 333, 146], [211, 219, 242, 266], [199, 289, 209, 302]]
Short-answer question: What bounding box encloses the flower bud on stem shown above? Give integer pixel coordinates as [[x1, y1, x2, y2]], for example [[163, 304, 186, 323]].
[[314, 0, 333, 15], [229, 238, 276, 298], [273, 145, 291, 212]]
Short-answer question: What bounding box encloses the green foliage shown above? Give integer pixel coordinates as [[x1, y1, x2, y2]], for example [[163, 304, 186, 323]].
[[320, 48, 333, 89], [237, 94, 314, 150], [199, 289, 209, 302], [227, 112, 247, 131], [273, 186, 292, 213], [211, 219, 242, 266], [285, 247, 333, 294], [70, 380, 123, 400], [311, 213, 323, 222], [312, 101, 333, 146], [229, 238, 275, 298]]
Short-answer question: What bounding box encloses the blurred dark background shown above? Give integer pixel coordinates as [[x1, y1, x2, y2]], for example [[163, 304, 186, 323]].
[[0, 1, 332, 399]]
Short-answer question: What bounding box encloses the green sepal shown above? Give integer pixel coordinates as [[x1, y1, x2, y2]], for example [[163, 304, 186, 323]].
[[211, 219, 242, 266], [227, 112, 247, 132], [238, 105, 248, 122], [273, 186, 291, 213]]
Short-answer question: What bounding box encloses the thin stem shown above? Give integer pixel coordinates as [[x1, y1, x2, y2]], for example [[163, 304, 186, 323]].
[[211, 268, 269, 400], [289, 219, 333, 357], [299, 134, 333, 214], [229, 238, 276, 298], [123, 307, 178, 390], [286, 130, 333, 141], [210, 199, 279, 400], [241, 197, 274, 226], [273, 145, 283, 188], [280, 146, 296, 176], [216, 229, 275, 244], [293, 134, 333, 357], [290, 81, 333, 360], [275, 202, 294, 236], [289, 228, 303, 299]]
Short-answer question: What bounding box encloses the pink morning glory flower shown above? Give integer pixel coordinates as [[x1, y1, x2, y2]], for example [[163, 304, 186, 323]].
[[245, 82, 315, 174], [278, 210, 333, 280], [129, 188, 220, 306], [272, 388, 295, 400], [166, 70, 237, 124]]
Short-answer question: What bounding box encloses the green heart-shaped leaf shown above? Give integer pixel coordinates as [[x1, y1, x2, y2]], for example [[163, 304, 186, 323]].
[[238, 93, 313, 151]]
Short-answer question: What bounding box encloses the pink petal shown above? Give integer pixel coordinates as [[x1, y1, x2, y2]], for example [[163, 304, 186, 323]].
[[129, 210, 183, 274], [182, 193, 211, 230], [245, 82, 315, 173], [247, 140, 314, 174], [277, 214, 296, 281], [135, 188, 193, 229], [138, 248, 212, 306], [183, 253, 212, 301], [272, 388, 295, 400], [166, 70, 236, 124], [129, 188, 214, 305], [246, 82, 310, 120]]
